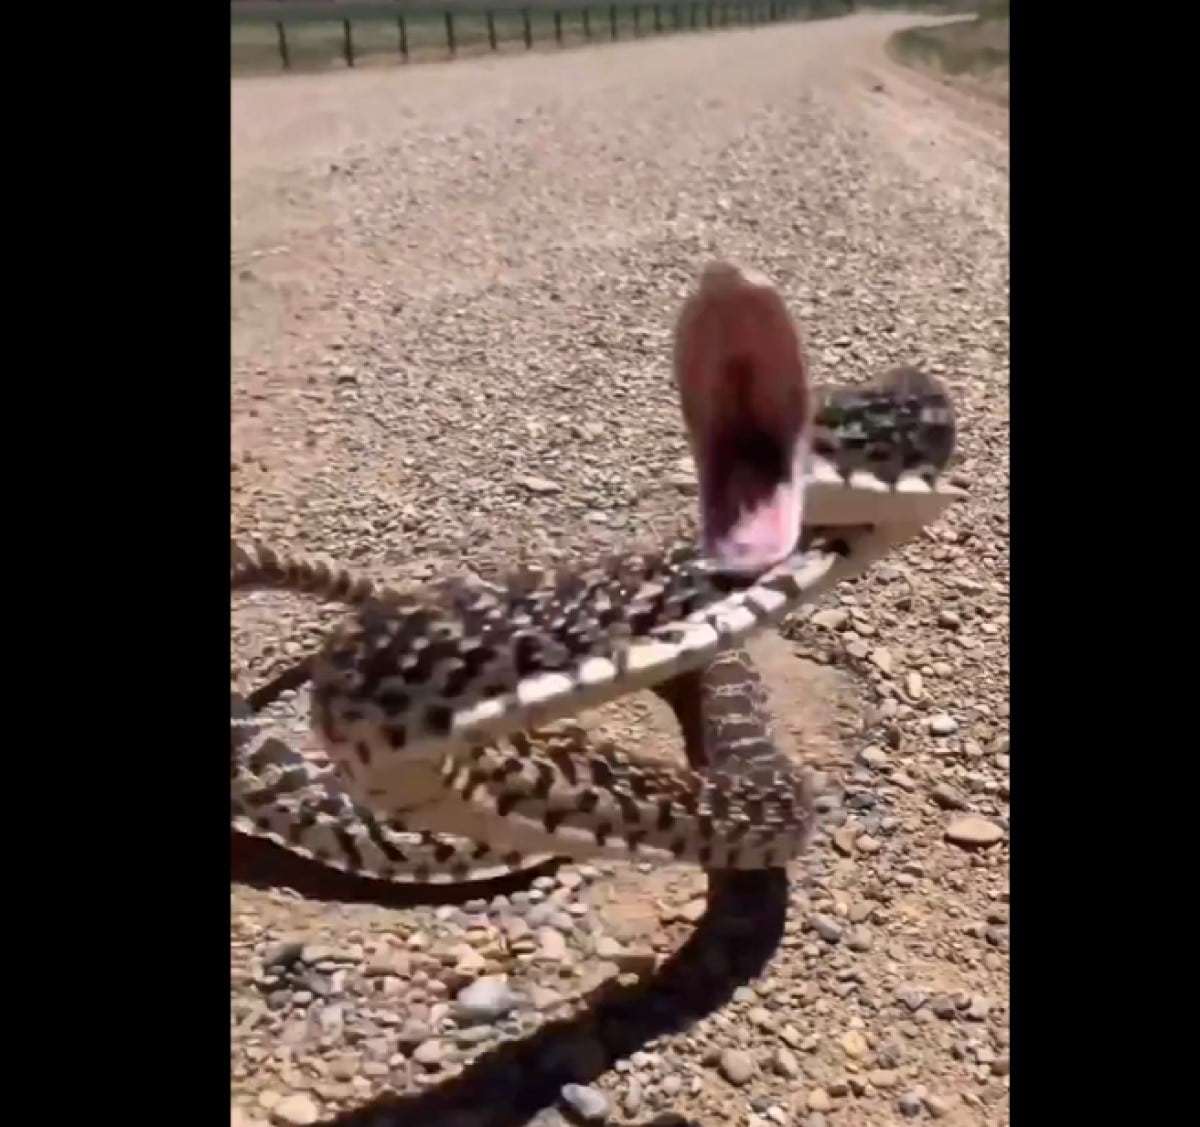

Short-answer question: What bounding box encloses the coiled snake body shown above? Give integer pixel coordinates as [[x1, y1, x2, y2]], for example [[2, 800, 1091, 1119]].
[[232, 264, 960, 883]]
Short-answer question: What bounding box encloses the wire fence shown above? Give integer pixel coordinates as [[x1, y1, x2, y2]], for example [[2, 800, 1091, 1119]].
[[231, 1, 856, 74]]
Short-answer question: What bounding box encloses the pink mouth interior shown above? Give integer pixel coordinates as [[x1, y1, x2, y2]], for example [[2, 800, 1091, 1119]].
[[675, 274, 812, 580], [698, 392, 806, 576]]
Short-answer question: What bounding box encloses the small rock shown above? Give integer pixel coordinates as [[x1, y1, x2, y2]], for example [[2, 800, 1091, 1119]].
[[455, 976, 518, 1023], [810, 915, 844, 943], [779, 1024, 804, 1048], [679, 897, 707, 923], [412, 1039, 444, 1067], [536, 927, 568, 960], [905, 670, 924, 700], [929, 714, 959, 736], [924, 1093, 953, 1118], [936, 610, 961, 629], [898, 1092, 925, 1117], [931, 995, 957, 1019], [860, 745, 888, 769], [518, 475, 560, 494], [807, 1088, 832, 1113], [270, 1095, 319, 1127], [869, 1069, 898, 1089], [264, 942, 304, 970], [773, 1046, 801, 1078], [832, 827, 856, 856], [528, 983, 564, 1011], [931, 783, 968, 809], [560, 1083, 610, 1123], [327, 1054, 359, 1081], [748, 1005, 775, 1029], [396, 1018, 432, 1047], [718, 1048, 756, 1085], [870, 647, 893, 675], [811, 608, 849, 630], [945, 816, 1004, 848], [847, 925, 873, 952], [840, 1030, 869, 1058]]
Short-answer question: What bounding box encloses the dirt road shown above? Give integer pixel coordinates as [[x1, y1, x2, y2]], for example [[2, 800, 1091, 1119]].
[[232, 13, 1009, 1126]]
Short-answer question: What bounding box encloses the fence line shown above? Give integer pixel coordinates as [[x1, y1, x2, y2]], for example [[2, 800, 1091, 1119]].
[[231, 2, 855, 73]]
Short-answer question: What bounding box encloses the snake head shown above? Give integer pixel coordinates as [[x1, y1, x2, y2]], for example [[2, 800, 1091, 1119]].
[[673, 262, 813, 579]]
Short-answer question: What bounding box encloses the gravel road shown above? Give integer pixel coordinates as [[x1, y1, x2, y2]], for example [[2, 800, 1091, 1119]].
[[232, 12, 1009, 1127]]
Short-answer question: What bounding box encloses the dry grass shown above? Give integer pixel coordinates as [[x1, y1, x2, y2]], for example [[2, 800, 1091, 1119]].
[[887, 4, 1009, 106]]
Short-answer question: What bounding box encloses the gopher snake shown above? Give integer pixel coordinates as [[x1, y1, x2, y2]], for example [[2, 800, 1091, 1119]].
[[231, 263, 960, 882]]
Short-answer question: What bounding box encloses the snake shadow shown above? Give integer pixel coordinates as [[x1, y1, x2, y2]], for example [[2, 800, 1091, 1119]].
[[315, 866, 789, 1127], [231, 831, 562, 909]]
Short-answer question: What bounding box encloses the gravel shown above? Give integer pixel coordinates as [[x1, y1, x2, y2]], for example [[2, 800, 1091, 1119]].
[[232, 12, 1008, 1127]]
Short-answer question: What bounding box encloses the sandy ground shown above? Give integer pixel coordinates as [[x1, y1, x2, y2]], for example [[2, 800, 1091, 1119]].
[[232, 12, 1009, 1127]]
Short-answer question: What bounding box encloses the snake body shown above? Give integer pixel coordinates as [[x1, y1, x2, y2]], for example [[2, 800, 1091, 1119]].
[[231, 264, 960, 882]]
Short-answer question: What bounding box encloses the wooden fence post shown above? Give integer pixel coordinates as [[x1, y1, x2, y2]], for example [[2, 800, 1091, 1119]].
[[342, 18, 355, 67], [610, 3, 618, 39], [445, 11, 456, 56], [486, 10, 498, 50], [583, 6, 592, 39], [554, 10, 563, 43], [275, 21, 290, 70], [522, 7, 533, 48], [397, 14, 408, 61]]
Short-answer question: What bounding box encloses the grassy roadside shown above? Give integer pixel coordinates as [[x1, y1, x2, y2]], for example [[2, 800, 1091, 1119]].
[[886, 1, 1009, 106]]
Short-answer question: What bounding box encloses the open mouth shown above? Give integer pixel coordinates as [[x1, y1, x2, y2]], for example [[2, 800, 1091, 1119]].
[[674, 266, 812, 579]]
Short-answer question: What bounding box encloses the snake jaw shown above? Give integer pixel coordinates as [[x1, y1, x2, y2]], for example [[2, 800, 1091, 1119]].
[[674, 262, 813, 579]]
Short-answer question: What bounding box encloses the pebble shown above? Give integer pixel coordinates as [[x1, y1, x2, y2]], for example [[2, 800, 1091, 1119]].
[[811, 608, 849, 630], [560, 1083, 610, 1122], [518, 474, 561, 494], [847, 925, 873, 951], [931, 782, 969, 809], [718, 1048, 756, 1085], [454, 976, 518, 1023], [929, 714, 959, 736], [924, 1094, 953, 1118], [840, 1030, 869, 1058], [537, 927, 568, 959], [773, 1046, 801, 1078], [269, 1095, 319, 1127], [810, 915, 844, 943], [807, 1088, 832, 1112], [898, 1092, 925, 1117], [945, 815, 1005, 847], [860, 745, 889, 769], [412, 1039, 445, 1066]]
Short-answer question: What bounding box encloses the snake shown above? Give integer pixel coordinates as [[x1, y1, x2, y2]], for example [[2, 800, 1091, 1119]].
[[231, 262, 960, 884]]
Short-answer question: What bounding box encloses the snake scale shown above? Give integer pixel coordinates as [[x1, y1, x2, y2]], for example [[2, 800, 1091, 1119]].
[[231, 263, 960, 883]]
